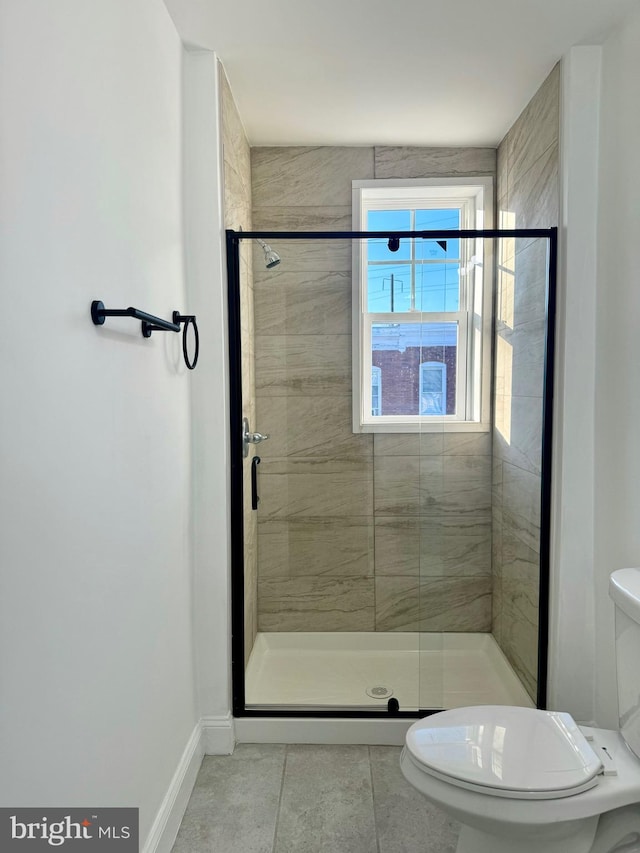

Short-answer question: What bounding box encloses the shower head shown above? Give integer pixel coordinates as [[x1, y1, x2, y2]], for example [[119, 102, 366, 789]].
[[256, 238, 281, 269]]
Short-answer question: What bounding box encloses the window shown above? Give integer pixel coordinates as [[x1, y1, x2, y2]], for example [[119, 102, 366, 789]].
[[352, 178, 493, 433], [420, 361, 447, 415]]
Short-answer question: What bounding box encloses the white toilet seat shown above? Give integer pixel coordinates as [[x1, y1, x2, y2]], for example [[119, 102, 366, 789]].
[[405, 706, 603, 800]]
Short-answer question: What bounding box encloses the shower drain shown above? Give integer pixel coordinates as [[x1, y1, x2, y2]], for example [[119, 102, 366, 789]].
[[366, 685, 394, 699]]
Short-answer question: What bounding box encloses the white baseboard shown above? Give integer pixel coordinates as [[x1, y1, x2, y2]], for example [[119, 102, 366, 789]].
[[142, 723, 204, 853], [142, 715, 235, 853], [201, 713, 235, 755]]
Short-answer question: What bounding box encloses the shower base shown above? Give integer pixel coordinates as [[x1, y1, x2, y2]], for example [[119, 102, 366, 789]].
[[244, 631, 534, 711]]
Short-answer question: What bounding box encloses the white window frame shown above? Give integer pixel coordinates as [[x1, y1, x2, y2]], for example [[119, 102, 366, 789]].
[[352, 177, 493, 433]]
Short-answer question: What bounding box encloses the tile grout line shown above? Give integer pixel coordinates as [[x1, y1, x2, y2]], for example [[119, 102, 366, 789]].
[[270, 744, 289, 853], [368, 746, 382, 853]]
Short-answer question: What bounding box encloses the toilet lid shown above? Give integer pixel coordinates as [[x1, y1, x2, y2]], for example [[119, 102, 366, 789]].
[[405, 706, 603, 800]]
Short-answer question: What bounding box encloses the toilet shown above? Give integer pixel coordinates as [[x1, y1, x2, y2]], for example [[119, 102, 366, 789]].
[[400, 568, 640, 853]]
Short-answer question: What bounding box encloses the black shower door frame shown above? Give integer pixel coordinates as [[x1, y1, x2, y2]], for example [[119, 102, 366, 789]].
[[226, 226, 558, 719]]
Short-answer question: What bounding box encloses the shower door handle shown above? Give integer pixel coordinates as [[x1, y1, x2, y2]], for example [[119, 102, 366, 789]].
[[251, 456, 261, 511], [242, 417, 270, 458]]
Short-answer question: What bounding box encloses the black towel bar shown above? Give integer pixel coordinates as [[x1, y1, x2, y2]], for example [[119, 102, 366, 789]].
[[91, 300, 199, 369], [91, 301, 180, 337]]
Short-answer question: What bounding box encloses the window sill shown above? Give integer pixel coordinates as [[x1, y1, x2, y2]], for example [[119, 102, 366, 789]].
[[355, 421, 491, 434]]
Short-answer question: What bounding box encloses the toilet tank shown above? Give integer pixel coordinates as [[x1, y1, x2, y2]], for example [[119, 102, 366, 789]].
[[609, 568, 640, 758]]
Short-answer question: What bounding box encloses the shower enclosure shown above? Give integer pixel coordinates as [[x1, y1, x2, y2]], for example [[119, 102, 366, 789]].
[[227, 225, 556, 719]]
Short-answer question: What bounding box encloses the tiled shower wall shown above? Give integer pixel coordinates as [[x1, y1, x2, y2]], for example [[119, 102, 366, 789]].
[[220, 66, 258, 665], [252, 146, 497, 632], [494, 64, 560, 699]]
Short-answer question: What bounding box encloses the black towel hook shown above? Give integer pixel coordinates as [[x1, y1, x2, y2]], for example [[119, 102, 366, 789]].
[[173, 312, 199, 370]]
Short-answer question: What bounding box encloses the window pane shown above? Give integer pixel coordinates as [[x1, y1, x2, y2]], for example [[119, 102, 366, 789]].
[[415, 210, 460, 260], [371, 366, 382, 416], [371, 322, 458, 416], [367, 210, 411, 261], [415, 209, 460, 229], [367, 263, 411, 312], [414, 263, 460, 312]]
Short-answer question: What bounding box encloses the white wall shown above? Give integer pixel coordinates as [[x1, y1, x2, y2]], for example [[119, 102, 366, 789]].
[[554, 6, 640, 729], [0, 0, 203, 842], [593, 2, 640, 728], [182, 49, 233, 736], [551, 47, 600, 723]]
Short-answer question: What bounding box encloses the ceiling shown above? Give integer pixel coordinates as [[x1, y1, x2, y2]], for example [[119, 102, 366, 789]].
[[163, 0, 635, 147]]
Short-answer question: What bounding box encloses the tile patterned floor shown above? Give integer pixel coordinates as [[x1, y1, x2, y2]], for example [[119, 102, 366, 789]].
[[172, 744, 459, 853]]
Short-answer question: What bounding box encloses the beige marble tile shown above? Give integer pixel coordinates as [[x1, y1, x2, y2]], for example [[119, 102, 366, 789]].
[[419, 577, 492, 631], [222, 170, 251, 227], [240, 239, 254, 276], [374, 147, 496, 179], [513, 238, 549, 328], [492, 573, 503, 646], [374, 456, 422, 516], [374, 517, 421, 576], [258, 517, 374, 578], [375, 577, 492, 632], [373, 434, 444, 456], [502, 476, 540, 553], [419, 517, 491, 577], [258, 576, 375, 632], [375, 515, 491, 578], [493, 393, 511, 452], [244, 496, 258, 667], [443, 432, 492, 456], [510, 320, 546, 398], [416, 456, 445, 515], [509, 142, 559, 235], [224, 166, 252, 231], [255, 334, 351, 397], [254, 271, 351, 336], [496, 263, 515, 335], [420, 455, 491, 517], [502, 522, 540, 621], [240, 268, 256, 414], [220, 69, 251, 180], [256, 395, 372, 460], [252, 205, 352, 234], [501, 595, 539, 701], [252, 237, 352, 275], [244, 573, 257, 668], [223, 141, 251, 209], [507, 64, 560, 183], [496, 138, 509, 201], [492, 504, 503, 579], [494, 396, 543, 476], [258, 457, 373, 518], [491, 455, 503, 510], [251, 146, 374, 207], [502, 462, 541, 553], [375, 576, 420, 631], [494, 332, 509, 398], [221, 67, 252, 235], [374, 434, 421, 457]]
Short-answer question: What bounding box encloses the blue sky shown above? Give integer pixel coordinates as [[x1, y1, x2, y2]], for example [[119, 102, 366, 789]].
[[366, 209, 461, 312]]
